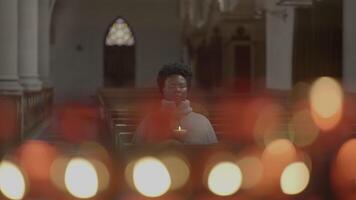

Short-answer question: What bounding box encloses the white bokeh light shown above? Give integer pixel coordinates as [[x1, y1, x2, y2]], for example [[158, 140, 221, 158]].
[[310, 77, 343, 118], [208, 161, 242, 196], [281, 162, 310, 195], [133, 157, 171, 197], [0, 161, 26, 200], [65, 158, 98, 199]]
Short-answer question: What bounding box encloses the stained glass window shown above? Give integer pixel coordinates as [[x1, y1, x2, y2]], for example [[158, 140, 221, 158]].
[[105, 18, 135, 46]]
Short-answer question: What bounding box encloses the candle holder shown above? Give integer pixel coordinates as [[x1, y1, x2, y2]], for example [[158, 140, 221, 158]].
[[173, 125, 187, 140]]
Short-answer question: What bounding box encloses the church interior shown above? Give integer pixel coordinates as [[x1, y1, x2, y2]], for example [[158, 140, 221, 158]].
[[1, 0, 356, 199]]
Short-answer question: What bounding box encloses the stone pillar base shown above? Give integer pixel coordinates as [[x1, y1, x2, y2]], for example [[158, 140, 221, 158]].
[[0, 80, 23, 94], [20, 76, 42, 91]]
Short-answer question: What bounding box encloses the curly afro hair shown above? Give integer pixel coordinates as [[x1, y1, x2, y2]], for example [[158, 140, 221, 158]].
[[157, 62, 193, 94]]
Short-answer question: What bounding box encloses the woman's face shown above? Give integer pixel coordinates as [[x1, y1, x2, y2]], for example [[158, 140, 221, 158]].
[[163, 74, 188, 104]]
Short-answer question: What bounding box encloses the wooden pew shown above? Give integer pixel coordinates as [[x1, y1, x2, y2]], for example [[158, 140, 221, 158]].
[[98, 88, 160, 149]]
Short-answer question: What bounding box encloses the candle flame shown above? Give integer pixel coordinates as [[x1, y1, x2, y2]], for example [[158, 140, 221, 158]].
[[178, 126, 182, 131]]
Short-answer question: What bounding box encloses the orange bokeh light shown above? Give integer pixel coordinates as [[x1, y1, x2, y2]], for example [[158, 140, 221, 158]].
[[257, 139, 297, 195], [55, 103, 102, 143], [237, 156, 263, 189], [253, 103, 285, 146], [17, 140, 59, 182], [311, 108, 342, 131], [332, 139, 356, 199], [288, 109, 319, 147], [17, 140, 60, 197], [217, 96, 279, 144], [309, 77, 343, 131]]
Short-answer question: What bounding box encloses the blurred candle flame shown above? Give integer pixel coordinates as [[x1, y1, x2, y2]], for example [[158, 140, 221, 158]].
[[207, 161, 242, 196], [280, 162, 310, 195], [65, 158, 98, 199], [310, 77, 343, 131], [133, 156, 171, 197], [0, 160, 26, 200]]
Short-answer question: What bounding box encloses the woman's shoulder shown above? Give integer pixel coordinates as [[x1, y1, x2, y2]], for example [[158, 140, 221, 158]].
[[187, 111, 210, 122]]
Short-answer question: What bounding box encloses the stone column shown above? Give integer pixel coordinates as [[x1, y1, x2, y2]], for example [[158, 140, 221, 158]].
[[38, 0, 51, 87], [0, 0, 23, 93], [343, 0, 356, 92], [18, 0, 42, 91]]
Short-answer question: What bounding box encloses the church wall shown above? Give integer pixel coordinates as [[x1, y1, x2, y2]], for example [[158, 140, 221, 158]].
[[51, 0, 181, 102]]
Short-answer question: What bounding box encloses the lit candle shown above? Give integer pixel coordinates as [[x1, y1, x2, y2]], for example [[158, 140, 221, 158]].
[[174, 125, 186, 135]]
